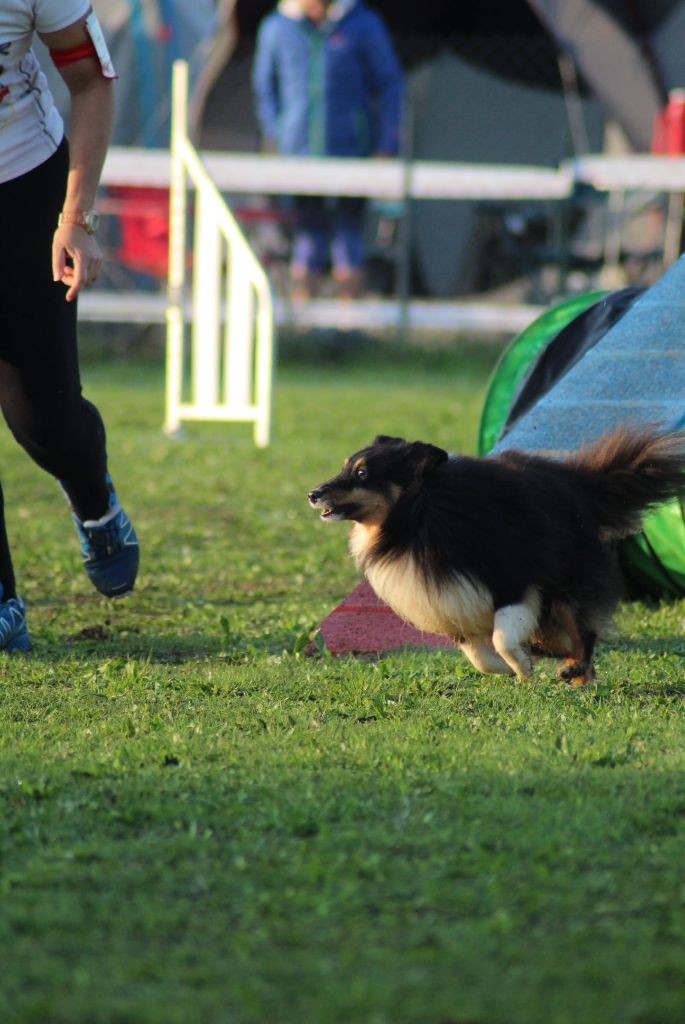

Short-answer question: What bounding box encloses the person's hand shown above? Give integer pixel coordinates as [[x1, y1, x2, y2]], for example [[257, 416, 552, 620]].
[[52, 222, 103, 302]]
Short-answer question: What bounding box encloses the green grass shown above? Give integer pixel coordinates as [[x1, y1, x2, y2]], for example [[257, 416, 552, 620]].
[[2, 338, 685, 1024]]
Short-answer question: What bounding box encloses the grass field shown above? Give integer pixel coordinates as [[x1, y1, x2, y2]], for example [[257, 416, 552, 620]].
[[2, 336, 685, 1024]]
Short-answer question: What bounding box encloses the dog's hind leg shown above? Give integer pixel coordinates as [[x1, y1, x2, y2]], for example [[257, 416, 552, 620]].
[[460, 638, 515, 676], [559, 628, 597, 687], [550, 604, 597, 686], [491, 593, 541, 679]]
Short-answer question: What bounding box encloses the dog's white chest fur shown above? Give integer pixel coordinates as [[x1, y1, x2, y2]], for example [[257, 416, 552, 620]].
[[349, 524, 493, 639]]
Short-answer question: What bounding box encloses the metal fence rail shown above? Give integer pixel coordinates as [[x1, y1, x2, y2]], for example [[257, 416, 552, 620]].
[[93, 78, 685, 341], [103, 147, 685, 199], [103, 147, 574, 199]]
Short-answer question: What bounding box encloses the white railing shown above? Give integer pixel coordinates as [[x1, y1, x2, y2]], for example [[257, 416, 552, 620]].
[[164, 61, 273, 448], [103, 147, 574, 199], [102, 147, 685, 200], [91, 125, 685, 339]]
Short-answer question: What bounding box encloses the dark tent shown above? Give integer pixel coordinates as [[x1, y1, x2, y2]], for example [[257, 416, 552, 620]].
[[222, 2, 685, 297], [528, 0, 685, 151]]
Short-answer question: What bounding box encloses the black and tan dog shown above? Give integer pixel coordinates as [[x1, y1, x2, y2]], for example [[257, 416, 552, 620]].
[[308, 427, 685, 684]]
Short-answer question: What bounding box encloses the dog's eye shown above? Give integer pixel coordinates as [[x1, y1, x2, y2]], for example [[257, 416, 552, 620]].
[[355, 466, 368, 481]]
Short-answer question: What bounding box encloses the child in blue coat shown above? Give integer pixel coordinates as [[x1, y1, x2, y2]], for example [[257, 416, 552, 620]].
[[253, 0, 404, 298]]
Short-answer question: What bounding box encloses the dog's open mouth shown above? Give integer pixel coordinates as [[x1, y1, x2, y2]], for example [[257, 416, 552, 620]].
[[309, 491, 358, 521], [315, 502, 352, 521]]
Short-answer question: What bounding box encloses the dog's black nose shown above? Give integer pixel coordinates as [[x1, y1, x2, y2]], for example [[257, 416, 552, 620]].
[[308, 489, 322, 504]]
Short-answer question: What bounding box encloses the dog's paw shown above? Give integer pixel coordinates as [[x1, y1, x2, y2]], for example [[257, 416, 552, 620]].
[[559, 659, 589, 686]]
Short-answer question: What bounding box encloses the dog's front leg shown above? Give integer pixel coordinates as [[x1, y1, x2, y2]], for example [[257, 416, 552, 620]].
[[491, 596, 540, 679], [460, 638, 515, 676]]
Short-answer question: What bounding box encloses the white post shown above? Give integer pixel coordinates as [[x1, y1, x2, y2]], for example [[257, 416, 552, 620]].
[[254, 284, 274, 449], [165, 60, 189, 434], [225, 247, 254, 410], [192, 184, 222, 408]]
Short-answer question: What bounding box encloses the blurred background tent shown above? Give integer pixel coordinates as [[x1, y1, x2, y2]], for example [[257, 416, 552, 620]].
[[202, 0, 685, 299], [528, 0, 685, 152], [36, 0, 236, 145], [36, 0, 685, 296]]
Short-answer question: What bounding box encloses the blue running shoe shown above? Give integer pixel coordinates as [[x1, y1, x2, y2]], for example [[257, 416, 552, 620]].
[[70, 476, 139, 598], [0, 586, 31, 652]]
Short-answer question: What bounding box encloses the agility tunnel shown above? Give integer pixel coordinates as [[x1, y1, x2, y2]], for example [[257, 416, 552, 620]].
[[317, 260, 685, 653], [480, 266, 685, 598]]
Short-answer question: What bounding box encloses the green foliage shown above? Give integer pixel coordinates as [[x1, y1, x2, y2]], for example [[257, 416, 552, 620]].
[[2, 339, 685, 1023]]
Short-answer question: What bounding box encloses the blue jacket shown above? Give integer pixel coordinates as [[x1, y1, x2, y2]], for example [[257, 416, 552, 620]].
[[252, 0, 404, 157]]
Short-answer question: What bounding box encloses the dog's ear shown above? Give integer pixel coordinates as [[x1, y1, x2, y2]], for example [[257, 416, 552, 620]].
[[373, 434, 405, 446], [407, 441, 448, 479]]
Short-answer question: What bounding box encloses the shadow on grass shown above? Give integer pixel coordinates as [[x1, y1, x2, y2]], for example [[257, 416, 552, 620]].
[[30, 622, 685, 676], [609, 634, 685, 653], [3, 751, 685, 1024], [30, 622, 320, 665], [277, 327, 505, 377]]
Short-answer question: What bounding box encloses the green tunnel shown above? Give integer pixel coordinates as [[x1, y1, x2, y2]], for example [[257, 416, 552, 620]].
[[477, 291, 685, 600]]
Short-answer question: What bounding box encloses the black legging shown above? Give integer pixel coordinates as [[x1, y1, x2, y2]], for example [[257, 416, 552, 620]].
[[0, 139, 110, 599]]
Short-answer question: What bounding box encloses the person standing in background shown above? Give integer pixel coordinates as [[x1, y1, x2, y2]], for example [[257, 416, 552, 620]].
[[0, 1, 140, 651], [252, 0, 404, 300]]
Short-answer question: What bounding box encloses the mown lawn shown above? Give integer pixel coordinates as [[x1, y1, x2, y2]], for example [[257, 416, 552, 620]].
[[2, 337, 685, 1024]]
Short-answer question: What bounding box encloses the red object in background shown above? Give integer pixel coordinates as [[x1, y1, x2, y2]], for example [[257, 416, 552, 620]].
[[107, 185, 171, 278], [104, 189, 290, 279], [316, 579, 455, 655], [652, 88, 685, 155]]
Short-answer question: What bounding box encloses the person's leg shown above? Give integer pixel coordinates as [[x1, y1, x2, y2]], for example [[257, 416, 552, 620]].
[[291, 196, 328, 298], [330, 197, 366, 297], [0, 141, 110, 518], [0, 484, 16, 601], [0, 141, 138, 600]]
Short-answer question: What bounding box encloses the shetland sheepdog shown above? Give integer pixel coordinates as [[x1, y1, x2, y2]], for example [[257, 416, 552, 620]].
[[308, 427, 685, 684]]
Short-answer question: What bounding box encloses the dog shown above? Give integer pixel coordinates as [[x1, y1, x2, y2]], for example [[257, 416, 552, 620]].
[[308, 426, 685, 684]]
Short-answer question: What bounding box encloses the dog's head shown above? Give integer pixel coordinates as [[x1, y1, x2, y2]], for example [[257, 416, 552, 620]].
[[308, 435, 448, 524]]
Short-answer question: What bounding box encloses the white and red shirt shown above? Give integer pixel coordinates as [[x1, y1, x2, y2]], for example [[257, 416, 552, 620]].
[[0, 0, 89, 183]]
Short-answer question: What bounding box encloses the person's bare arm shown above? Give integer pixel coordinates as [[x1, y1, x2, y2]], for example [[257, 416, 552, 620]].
[[39, 15, 115, 302]]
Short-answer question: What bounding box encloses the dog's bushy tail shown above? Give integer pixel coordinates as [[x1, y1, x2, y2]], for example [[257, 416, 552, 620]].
[[567, 425, 685, 540]]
